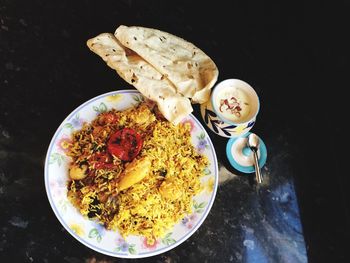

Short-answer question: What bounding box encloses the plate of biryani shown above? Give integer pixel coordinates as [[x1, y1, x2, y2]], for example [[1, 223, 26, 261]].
[[45, 90, 218, 258]]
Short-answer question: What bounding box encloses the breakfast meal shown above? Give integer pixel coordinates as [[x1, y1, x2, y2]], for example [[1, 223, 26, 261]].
[[66, 101, 208, 241], [87, 25, 218, 125]]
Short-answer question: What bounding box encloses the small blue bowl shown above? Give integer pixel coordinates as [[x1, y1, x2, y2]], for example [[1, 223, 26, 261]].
[[226, 132, 267, 173]]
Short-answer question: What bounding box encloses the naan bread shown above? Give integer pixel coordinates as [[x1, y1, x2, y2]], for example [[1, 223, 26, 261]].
[[87, 33, 193, 125], [115, 25, 219, 103]]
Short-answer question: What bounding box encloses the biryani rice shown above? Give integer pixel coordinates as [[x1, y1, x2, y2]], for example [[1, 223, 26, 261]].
[[66, 102, 208, 240]]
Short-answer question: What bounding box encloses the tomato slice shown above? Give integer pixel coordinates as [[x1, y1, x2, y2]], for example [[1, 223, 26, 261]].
[[107, 128, 143, 161]]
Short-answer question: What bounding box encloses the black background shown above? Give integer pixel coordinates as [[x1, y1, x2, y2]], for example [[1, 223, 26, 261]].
[[1, 0, 349, 262]]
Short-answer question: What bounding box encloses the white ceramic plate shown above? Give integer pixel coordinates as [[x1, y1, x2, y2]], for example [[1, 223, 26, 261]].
[[44, 90, 218, 258]]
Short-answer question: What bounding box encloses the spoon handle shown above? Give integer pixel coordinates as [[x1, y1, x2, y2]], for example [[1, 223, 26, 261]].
[[252, 149, 263, 184]]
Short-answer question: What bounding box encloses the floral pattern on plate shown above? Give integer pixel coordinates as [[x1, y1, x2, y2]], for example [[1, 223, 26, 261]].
[[200, 101, 256, 138], [44, 90, 218, 258]]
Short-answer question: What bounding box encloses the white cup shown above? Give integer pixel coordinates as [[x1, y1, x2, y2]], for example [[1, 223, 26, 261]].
[[200, 79, 260, 138]]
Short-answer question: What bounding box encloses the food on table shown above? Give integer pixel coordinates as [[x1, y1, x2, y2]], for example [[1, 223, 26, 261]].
[[115, 25, 218, 103], [66, 102, 208, 240], [87, 33, 192, 125], [87, 25, 218, 124]]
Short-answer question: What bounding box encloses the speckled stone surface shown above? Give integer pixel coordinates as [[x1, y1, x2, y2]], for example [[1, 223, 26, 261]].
[[1, 0, 348, 262]]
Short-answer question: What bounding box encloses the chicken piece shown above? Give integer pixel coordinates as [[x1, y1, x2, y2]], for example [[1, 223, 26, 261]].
[[159, 178, 182, 200], [69, 165, 88, 180], [117, 157, 151, 191]]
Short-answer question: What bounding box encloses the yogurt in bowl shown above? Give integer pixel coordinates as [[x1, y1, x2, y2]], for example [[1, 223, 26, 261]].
[[200, 79, 260, 138], [212, 79, 259, 125]]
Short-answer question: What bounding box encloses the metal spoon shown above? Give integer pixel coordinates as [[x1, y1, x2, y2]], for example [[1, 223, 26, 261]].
[[247, 133, 263, 184]]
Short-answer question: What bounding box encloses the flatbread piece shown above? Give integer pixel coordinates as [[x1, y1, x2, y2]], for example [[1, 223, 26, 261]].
[[115, 25, 218, 103], [87, 33, 193, 125]]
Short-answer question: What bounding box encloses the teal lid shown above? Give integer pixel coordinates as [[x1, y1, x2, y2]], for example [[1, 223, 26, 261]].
[[226, 132, 267, 173]]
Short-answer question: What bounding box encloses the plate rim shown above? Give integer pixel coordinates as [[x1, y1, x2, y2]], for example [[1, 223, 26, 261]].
[[44, 89, 219, 258]]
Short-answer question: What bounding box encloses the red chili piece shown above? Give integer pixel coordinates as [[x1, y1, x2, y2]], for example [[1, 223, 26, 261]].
[[98, 112, 119, 125], [89, 152, 114, 169], [107, 128, 143, 161]]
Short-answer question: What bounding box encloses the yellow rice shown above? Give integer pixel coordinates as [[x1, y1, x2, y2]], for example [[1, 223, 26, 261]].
[[66, 102, 208, 240]]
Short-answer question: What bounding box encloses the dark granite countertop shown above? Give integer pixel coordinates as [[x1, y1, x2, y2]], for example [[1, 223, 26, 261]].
[[0, 0, 348, 262]]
